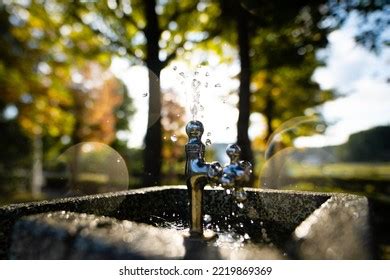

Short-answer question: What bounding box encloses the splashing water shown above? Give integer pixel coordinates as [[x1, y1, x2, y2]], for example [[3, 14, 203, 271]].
[[176, 67, 211, 121], [190, 78, 202, 120], [234, 189, 248, 202], [203, 214, 212, 223]]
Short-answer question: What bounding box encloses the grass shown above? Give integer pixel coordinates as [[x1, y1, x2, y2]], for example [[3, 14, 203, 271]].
[[0, 191, 47, 206], [287, 162, 390, 181]]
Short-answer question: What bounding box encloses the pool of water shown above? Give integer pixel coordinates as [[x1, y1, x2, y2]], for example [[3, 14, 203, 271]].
[[145, 215, 290, 258]]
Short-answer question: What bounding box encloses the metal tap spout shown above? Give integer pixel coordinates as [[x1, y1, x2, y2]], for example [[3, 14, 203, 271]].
[[185, 120, 221, 237], [184, 120, 252, 238]]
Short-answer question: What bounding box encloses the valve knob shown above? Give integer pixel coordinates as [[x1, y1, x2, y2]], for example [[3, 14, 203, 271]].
[[185, 120, 204, 139], [208, 161, 223, 184], [226, 144, 241, 163], [220, 144, 253, 189]]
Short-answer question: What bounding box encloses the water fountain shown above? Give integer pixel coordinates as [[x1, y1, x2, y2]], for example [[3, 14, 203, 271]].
[[185, 120, 251, 238], [0, 119, 374, 259]]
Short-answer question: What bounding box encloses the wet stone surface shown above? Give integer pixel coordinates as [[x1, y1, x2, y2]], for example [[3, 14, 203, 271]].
[[0, 186, 373, 259], [10, 211, 185, 259], [292, 195, 372, 259]]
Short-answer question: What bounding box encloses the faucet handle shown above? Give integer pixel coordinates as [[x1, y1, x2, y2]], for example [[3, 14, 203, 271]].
[[186, 120, 204, 140], [226, 144, 241, 164], [238, 160, 252, 183], [220, 144, 252, 189], [207, 161, 223, 186]]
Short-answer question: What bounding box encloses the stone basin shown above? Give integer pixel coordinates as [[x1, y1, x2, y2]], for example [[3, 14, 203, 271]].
[[0, 186, 373, 259]]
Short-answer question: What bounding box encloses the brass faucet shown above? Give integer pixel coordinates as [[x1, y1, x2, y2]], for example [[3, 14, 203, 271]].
[[185, 120, 252, 238]]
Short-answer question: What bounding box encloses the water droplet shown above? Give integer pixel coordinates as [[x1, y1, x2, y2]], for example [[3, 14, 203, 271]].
[[163, 136, 167, 140], [205, 72, 210, 77], [190, 105, 198, 118], [116, 159, 121, 163], [179, 72, 185, 78], [194, 71, 199, 75], [316, 124, 326, 132], [237, 202, 244, 209], [205, 139, 212, 146], [235, 190, 247, 202], [226, 126, 230, 130], [214, 83, 221, 87], [239, 222, 244, 228], [203, 214, 212, 223], [173, 66, 177, 71], [142, 92, 148, 97], [225, 189, 231, 195], [199, 105, 204, 111], [222, 98, 227, 104], [244, 233, 250, 239], [192, 79, 200, 88], [170, 135, 177, 142], [207, 132, 211, 137]]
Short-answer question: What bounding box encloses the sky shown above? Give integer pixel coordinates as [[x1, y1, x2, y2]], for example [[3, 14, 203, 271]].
[[111, 12, 390, 149], [111, 50, 242, 148], [296, 11, 390, 147]]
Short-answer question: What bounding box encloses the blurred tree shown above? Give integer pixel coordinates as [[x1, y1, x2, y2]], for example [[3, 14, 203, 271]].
[[0, 2, 134, 196], [250, 21, 332, 141], [111, 80, 135, 152], [161, 89, 186, 184], [69, 63, 127, 188], [337, 126, 390, 162], [63, 0, 220, 186], [215, 0, 387, 180], [71, 63, 124, 144], [325, 0, 389, 52], [0, 4, 75, 196], [213, 0, 332, 185], [0, 102, 31, 195]]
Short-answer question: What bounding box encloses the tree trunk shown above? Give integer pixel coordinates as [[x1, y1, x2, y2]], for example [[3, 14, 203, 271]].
[[69, 95, 82, 192], [143, 0, 163, 186], [236, 5, 254, 184], [262, 91, 278, 189], [264, 90, 275, 144], [31, 134, 44, 197]]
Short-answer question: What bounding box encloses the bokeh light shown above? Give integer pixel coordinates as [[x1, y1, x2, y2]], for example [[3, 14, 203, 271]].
[[260, 116, 337, 191], [50, 142, 129, 196]]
